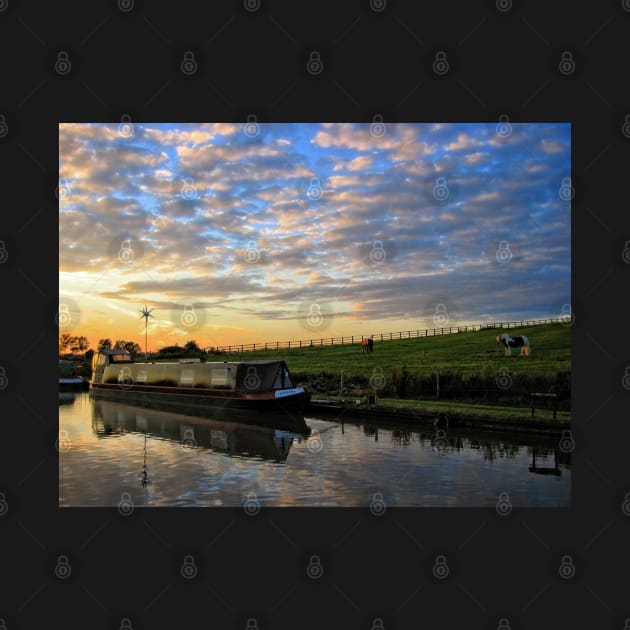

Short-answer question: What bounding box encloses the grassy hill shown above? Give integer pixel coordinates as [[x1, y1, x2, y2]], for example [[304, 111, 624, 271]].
[[216, 322, 567, 375], [213, 322, 571, 409]]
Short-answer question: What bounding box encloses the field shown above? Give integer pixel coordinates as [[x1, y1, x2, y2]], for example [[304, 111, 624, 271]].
[[212, 322, 571, 410], [216, 322, 568, 375]]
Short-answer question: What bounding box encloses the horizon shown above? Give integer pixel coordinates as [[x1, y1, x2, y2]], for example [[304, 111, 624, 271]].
[[59, 122, 571, 351]]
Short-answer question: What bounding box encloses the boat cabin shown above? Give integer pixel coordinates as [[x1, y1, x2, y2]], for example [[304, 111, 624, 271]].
[[90, 349, 296, 394]]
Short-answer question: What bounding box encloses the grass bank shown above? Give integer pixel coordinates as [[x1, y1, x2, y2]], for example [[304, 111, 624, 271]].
[[306, 396, 570, 436], [211, 322, 571, 411]]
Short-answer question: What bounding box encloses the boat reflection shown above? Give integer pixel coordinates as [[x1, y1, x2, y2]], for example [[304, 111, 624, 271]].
[[59, 392, 77, 405], [90, 398, 311, 463]]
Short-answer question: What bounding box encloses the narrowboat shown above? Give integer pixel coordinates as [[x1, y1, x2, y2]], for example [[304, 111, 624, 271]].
[[59, 359, 89, 390], [89, 349, 310, 414]]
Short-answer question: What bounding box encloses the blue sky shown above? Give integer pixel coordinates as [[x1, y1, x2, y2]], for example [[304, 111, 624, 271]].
[[59, 122, 571, 349]]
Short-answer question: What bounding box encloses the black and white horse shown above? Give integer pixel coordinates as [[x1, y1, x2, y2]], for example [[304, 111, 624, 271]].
[[497, 334, 530, 356]]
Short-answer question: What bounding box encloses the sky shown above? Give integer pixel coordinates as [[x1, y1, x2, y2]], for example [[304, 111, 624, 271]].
[[59, 122, 571, 351]]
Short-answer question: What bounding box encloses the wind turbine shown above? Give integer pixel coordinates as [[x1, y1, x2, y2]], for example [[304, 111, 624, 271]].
[[139, 305, 155, 362]]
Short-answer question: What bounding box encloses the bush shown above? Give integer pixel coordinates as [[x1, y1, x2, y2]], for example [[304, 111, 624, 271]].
[[280, 367, 571, 410]]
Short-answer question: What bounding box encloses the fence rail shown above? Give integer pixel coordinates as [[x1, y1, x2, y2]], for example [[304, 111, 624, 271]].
[[205, 317, 565, 354]]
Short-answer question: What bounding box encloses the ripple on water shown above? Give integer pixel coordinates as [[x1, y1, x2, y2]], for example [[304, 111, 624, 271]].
[[59, 393, 571, 507]]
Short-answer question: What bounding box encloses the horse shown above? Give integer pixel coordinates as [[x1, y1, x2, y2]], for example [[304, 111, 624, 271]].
[[497, 333, 530, 356], [361, 337, 374, 354]]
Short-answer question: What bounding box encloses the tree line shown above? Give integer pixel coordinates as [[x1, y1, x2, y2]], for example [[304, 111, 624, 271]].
[[59, 334, 203, 359]]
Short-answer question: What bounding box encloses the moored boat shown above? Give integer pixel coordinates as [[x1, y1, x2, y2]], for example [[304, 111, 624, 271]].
[[89, 349, 310, 413], [59, 359, 89, 390]]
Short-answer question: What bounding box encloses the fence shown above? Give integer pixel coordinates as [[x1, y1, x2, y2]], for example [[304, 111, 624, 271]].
[[205, 317, 565, 354]]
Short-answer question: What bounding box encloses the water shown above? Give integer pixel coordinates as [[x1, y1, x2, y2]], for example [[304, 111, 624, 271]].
[[59, 391, 571, 508]]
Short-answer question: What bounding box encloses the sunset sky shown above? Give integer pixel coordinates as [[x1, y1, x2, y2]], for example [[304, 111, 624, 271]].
[[59, 122, 571, 351]]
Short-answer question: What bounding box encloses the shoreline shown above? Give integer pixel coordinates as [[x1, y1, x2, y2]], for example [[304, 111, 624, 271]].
[[306, 399, 571, 436]]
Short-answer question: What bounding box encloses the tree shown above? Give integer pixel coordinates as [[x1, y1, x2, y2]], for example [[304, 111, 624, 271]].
[[70, 336, 89, 354], [157, 344, 184, 356], [59, 334, 89, 355], [109, 340, 141, 358], [59, 333, 74, 353], [184, 340, 201, 354], [123, 341, 141, 358], [98, 338, 112, 351]]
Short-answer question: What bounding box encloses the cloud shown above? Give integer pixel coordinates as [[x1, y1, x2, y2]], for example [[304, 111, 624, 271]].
[[59, 122, 571, 345], [445, 133, 482, 151], [463, 152, 489, 165], [540, 139, 566, 153], [333, 155, 374, 171]]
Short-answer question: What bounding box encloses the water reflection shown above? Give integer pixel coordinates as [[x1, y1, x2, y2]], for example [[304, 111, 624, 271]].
[[59, 392, 571, 507], [91, 398, 310, 465], [58, 392, 76, 405], [529, 449, 563, 476], [139, 432, 151, 488], [351, 420, 570, 470]]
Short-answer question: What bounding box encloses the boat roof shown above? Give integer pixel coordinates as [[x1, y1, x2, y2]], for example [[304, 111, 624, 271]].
[[97, 349, 288, 368], [237, 359, 287, 365]]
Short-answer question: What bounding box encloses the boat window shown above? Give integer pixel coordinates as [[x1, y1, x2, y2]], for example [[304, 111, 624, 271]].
[[211, 368, 228, 386], [110, 353, 132, 363], [180, 369, 194, 386], [283, 368, 294, 388], [272, 366, 284, 390]]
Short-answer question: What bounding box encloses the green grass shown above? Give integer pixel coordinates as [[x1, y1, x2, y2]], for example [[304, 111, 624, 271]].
[[312, 394, 571, 424], [210, 322, 570, 380]]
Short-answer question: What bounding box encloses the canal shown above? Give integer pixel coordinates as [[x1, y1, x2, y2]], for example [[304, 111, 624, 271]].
[[59, 391, 570, 508]]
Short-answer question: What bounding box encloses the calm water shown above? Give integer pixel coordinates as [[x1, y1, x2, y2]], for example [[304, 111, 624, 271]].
[[59, 391, 571, 508]]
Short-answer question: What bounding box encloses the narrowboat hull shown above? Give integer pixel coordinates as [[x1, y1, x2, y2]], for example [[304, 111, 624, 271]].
[[59, 377, 90, 390], [89, 382, 309, 413]]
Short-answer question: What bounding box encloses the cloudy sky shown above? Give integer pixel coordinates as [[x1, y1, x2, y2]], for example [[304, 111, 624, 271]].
[[59, 122, 571, 351]]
